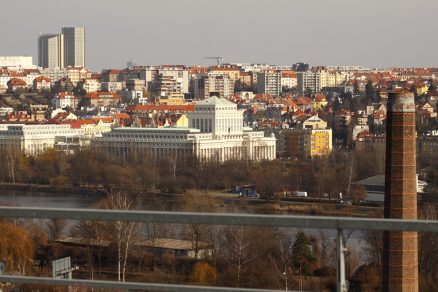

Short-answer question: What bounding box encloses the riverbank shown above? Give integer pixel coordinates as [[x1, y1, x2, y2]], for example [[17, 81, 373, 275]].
[[0, 182, 106, 196]]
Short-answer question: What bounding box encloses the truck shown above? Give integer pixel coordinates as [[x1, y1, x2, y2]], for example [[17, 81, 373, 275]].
[[293, 191, 308, 197]]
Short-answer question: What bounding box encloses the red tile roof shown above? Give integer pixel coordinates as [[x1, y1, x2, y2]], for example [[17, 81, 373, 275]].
[[84, 92, 120, 99], [8, 78, 27, 86], [125, 104, 195, 112], [113, 113, 130, 119], [34, 76, 51, 82]]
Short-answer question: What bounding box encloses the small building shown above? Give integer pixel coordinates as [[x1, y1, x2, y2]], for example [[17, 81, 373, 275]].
[[353, 174, 427, 203], [232, 185, 258, 197], [7, 77, 27, 92], [135, 238, 213, 259], [33, 76, 51, 91], [81, 92, 121, 108]]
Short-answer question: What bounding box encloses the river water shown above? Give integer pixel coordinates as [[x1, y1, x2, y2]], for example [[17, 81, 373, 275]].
[[0, 188, 368, 260]]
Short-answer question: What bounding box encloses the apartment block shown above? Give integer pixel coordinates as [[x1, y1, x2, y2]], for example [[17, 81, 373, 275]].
[[193, 73, 234, 99], [256, 71, 282, 96]]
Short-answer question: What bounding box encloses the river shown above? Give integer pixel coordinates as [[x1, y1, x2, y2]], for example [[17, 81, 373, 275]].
[[0, 188, 368, 261]]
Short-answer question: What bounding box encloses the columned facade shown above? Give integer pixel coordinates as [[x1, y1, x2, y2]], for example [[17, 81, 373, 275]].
[[93, 96, 276, 162]]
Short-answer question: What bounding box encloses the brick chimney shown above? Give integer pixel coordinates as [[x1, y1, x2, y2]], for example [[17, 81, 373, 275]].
[[382, 90, 418, 291]]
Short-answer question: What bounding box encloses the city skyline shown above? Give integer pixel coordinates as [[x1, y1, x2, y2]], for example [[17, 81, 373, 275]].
[[1, 0, 437, 70]]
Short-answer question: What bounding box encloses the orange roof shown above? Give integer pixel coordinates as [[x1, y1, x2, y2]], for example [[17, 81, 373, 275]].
[[296, 97, 312, 105], [113, 113, 130, 119], [10, 71, 26, 77], [104, 69, 122, 74], [84, 92, 120, 99], [57, 92, 75, 99], [23, 69, 40, 74], [8, 78, 27, 85], [60, 119, 96, 129], [314, 95, 327, 102], [92, 116, 114, 123], [126, 104, 195, 112], [34, 76, 51, 82]]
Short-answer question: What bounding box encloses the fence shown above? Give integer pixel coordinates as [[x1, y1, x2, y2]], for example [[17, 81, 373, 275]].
[[1, 206, 438, 292]]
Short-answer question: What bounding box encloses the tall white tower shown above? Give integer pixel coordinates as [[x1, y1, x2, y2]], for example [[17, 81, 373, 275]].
[[62, 27, 85, 67]]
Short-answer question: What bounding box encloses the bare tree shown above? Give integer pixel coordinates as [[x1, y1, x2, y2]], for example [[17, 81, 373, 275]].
[[270, 232, 294, 290], [181, 193, 216, 258], [46, 218, 67, 241], [104, 191, 142, 282], [220, 226, 259, 287]]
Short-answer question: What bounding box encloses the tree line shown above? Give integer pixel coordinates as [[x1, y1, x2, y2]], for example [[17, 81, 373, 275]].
[[0, 146, 388, 199]]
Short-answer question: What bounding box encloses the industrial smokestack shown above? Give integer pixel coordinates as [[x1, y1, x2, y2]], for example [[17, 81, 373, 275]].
[[382, 90, 418, 291]]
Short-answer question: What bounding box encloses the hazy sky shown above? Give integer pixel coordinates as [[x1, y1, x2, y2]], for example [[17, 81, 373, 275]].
[[1, 0, 436, 71]]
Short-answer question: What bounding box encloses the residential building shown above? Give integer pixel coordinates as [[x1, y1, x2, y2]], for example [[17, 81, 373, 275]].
[[281, 71, 297, 89], [256, 71, 282, 96], [301, 115, 327, 129], [150, 75, 182, 98], [93, 96, 276, 162], [39, 67, 68, 82], [66, 67, 91, 85], [53, 92, 80, 109], [297, 71, 327, 95], [138, 66, 189, 93], [101, 81, 124, 92], [33, 76, 51, 91], [126, 79, 145, 91], [38, 34, 64, 68], [7, 78, 27, 92], [284, 115, 332, 158], [62, 27, 85, 67], [80, 92, 121, 108], [82, 78, 101, 93], [284, 128, 332, 158], [193, 73, 234, 99], [0, 107, 13, 118], [209, 66, 241, 82]]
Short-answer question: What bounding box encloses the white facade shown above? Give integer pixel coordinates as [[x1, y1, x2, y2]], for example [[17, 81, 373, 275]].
[[83, 78, 101, 93], [39, 67, 68, 82], [93, 96, 276, 162], [139, 66, 189, 93], [0, 56, 34, 69], [193, 73, 234, 100], [53, 92, 79, 109], [0, 124, 83, 155]]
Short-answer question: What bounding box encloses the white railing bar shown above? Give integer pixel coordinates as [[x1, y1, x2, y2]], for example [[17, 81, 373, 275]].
[[0, 275, 290, 292], [0, 206, 437, 232]]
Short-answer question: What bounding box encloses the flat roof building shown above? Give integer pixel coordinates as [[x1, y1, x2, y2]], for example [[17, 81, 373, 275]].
[[93, 96, 276, 162]]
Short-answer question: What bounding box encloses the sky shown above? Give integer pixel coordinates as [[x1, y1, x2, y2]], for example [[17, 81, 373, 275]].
[[1, 0, 436, 71]]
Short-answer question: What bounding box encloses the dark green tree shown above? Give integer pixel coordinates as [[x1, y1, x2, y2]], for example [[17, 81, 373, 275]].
[[365, 80, 374, 101], [73, 80, 87, 97], [291, 231, 319, 275], [304, 87, 313, 97], [353, 81, 360, 94]]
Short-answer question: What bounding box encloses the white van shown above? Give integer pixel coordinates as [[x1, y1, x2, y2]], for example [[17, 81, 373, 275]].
[[293, 191, 308, 197]]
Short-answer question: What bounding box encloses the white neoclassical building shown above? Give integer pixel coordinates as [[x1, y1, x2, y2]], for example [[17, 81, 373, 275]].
[[0, 124, 83, 155], [93, 96, 276, 162]]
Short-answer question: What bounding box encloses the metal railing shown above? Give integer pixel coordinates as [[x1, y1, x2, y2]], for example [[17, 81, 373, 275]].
[[1, 206, 438, 292]]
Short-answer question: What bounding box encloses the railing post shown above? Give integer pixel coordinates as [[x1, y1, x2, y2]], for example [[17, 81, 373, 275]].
[[337, 229, 348, 292]]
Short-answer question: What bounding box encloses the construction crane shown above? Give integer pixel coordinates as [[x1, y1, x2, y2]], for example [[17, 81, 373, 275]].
[[203, 57, 224, 66]]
